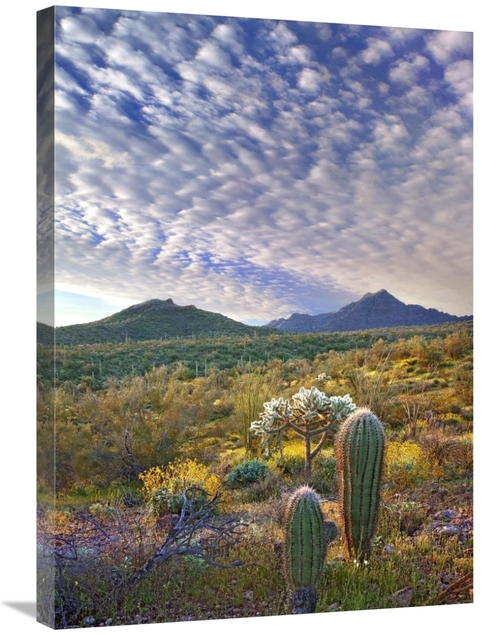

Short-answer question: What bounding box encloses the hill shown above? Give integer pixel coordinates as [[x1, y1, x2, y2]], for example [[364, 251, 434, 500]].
[[46, 298, 277, 345], [37, 291, 473, 345], [266, 289, 472, 333]]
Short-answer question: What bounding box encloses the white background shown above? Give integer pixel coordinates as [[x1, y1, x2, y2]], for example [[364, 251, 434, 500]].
[[0, 1, 495, 633]]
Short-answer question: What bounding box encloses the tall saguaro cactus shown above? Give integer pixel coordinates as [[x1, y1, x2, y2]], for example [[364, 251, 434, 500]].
[[283, 486, 327, 614], [336, 408, 385, 562]]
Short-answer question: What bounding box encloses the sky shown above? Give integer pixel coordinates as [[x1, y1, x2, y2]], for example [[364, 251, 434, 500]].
[[47, 5, 473, 326]]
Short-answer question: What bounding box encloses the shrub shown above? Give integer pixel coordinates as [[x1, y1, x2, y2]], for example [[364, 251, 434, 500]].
[[234, 470, 284, 503], [384, 441, 434, 492], [88, 503, 117, 518], [139, 459, 221, 515], [419, 431, 473, 477], [268, 439, 306, 478], [226, 459, 270, 487], [310, 454, 338, 495]]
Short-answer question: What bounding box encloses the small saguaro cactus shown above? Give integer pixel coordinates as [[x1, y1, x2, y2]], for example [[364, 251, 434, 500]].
[[283, 485, 327, 614], [336, 408, 385, 562]]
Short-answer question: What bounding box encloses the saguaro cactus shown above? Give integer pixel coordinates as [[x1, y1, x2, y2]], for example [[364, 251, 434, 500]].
[[336, 408, 385, 562], [283, 486, 327, 614]]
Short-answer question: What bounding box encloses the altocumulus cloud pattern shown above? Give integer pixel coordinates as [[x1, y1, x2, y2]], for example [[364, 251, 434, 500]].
[[51, 7, 472, 326]]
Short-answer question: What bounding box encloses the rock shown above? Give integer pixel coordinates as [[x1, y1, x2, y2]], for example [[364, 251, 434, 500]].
[[438, 525, 460, 536], [433, 509, 458, 521], [391, 587, 414, 607]]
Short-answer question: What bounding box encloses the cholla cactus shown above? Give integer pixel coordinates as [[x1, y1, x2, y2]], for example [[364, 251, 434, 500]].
[[292, 386, 337, 420], [250, 387, 356, 479], [316, 372, 332, 384], [249, 397, 292, 455], [283, 486, 327, 614]]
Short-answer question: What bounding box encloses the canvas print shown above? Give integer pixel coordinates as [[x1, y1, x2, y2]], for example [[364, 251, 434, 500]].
[[37, 4, 473, 629]]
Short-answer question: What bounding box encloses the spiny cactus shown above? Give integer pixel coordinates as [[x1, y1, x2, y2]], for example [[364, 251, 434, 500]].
[[250, 388, 356, 479], [336, 408, 385, 562], [283, 486, 327, 614]]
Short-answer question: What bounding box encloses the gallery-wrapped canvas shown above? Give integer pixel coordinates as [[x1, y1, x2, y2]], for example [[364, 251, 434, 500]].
[[37, 4, 473, 630]]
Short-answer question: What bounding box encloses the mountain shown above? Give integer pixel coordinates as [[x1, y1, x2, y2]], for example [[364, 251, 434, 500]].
[[37, 291, 473, 346], [45, 298, 277, 345], [266, 289, 472, 333]]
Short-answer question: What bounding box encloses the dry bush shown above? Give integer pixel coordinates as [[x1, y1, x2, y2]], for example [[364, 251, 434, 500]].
[[231, 370, 283, 454], [419, 431, 473, 475], [343, 351, 396, 421], [37, 487, 247, 628]]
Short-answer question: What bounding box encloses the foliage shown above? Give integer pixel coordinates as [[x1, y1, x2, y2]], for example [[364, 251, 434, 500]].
[[37, 487, 247, 628], [343, 347, 396, 421], [226, 460, 271, 488], [139, 459, 221, 515], [309, 454, 338, 496], [268, 439, 307, 476], [40, 320, 471, 387], [419, 431, 473, 477], [231, 370, 282, 454], [37, 320, 473, 626], [384, 441, 435, 492]]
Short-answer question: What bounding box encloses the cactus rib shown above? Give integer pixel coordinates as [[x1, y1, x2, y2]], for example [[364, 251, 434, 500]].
[[337, 408, 385, 562], [283, 485, 327, 613]]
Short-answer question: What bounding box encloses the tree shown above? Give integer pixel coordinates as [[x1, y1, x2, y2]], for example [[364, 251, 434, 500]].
[[250, 386, 357, 480]]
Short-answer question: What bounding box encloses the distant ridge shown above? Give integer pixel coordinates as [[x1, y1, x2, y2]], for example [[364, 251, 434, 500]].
[[266, 289, 472, 333], [42, 298, 277, 345], [37, 290, 473, 345]]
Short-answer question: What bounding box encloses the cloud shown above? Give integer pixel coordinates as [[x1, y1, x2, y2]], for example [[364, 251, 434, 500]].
[[52, 9, 473, 325], [388, 53, 430, 85], [445, 59, 473, 115], [286, 45, 313, 65], [195, 40, 233, 68], [426, 30, 473, 65], [298, 68, 323, 92], [56, 132, 131, 169], [59, 12, 103, 44], [269, 22, 298, 49], [360, 37, 394, 64]]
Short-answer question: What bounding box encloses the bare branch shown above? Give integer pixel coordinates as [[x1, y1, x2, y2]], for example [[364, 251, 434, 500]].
[[123, 486, 248, 589]]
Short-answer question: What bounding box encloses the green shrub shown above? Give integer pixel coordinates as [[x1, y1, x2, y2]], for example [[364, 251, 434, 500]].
[[226, 459, 271, 487], [310, 455, 338, 495], [269, 454, 305, 478]]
